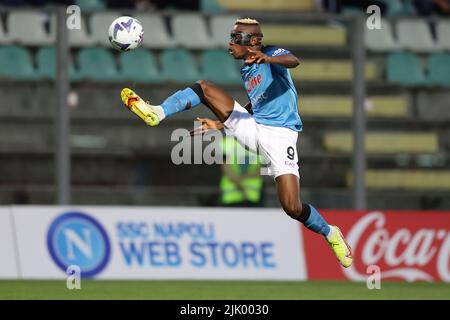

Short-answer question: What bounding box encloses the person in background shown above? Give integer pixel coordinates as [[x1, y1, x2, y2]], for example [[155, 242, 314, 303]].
[[219, 135, 264, 207]]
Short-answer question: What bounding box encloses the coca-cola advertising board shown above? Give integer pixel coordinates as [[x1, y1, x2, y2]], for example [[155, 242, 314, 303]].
[[303, 210, 450, 282]]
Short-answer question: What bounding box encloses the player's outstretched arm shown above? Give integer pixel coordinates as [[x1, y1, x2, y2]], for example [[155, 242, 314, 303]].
[[245, 49, 300, 68]]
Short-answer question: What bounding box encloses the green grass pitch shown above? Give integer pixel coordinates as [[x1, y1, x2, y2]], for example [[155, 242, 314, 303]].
[[0, 280, 449, 300]]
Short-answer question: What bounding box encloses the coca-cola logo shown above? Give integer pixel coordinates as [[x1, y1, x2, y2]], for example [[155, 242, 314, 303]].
[[343, 212, 450, 282]]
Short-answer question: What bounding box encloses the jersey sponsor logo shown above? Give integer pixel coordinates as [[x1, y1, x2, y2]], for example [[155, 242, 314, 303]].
[[272, 48, 286, 56], [250, 91, 268, 106], [246, 74, 262, 93]]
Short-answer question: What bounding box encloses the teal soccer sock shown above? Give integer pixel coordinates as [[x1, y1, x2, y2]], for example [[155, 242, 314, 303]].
[[303, 204, 331, 237], [161, 87, 201, 117]]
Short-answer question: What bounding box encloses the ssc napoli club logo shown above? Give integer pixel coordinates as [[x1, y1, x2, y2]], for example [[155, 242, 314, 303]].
[[47, 212, 111, 278]]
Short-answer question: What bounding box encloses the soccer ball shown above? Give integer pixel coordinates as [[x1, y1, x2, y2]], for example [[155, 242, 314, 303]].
[[108, 16, 144, 51]]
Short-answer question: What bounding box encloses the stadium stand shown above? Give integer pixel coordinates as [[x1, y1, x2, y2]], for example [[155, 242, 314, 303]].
[[300, 96, 409, 118], [119, 49, 161, 83], [262, 25, 346, 47], [160, 48, 202, 83], [172, 13, 216, 49], [436, 20, 450, 51], [65, 15, 95, 47], [386, 52, 429, 86], [290, 60, 377, 81], [365, 19, 400, 52], [417, 91, 450, 120], [396, 19, 438, 52], [210, 15, 239, 48], [428, 53, 450, 87], [216, 0, 316, 11], [90, 11, 122, 47], [0, 6, 449, 209], [0, 45, 37, 80], [7, 11, 53, 45], [323, 132, 439, 154], [77, 47, 120, 81], [0, 17, 11, 44], [201, 49, 242, 84], [134, 14, 176, 49], [348, 170, 450, 190], [76, 0, 107, 11]]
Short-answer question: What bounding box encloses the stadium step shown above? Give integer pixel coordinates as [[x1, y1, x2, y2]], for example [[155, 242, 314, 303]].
[[263, 25, 346, 47], [290, 60, 377, 82], [300, 95, 409, 118], [323, 132, 439, 154], [347, 170, 450, 190], [217, 0, 315, 11]]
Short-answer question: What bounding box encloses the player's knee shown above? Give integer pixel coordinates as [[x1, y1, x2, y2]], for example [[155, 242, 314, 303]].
[[282, 199, 303, 220], [196, 80, 213, 94]]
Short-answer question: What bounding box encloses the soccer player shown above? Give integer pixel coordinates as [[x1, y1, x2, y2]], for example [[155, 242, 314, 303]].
[[121, 18, 353, 268]]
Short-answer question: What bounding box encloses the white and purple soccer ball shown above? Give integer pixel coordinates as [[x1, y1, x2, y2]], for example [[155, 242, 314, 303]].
[[108, 16, 144, 51]]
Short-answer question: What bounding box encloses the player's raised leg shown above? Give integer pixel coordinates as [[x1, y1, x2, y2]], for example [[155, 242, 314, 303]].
[[121, 80, 235, 126], [275, 174, 353, 268]]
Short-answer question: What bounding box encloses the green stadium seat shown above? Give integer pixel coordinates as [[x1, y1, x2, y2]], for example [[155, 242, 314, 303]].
[[300, 96, 408, 118], [35, 47, 79, 81], [76, 0, 106, 11], [119, 49, 160, 83], [77, 47, 120, 81], [0, 46, 37, 80], [201, 49, 241, 84], [386, 52, 429, 86], [161, 49, 200, 83], [428, 53, 450, 87]]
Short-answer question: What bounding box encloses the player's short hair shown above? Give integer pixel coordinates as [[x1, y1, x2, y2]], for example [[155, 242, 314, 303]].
[[235, 18, 260, 26]]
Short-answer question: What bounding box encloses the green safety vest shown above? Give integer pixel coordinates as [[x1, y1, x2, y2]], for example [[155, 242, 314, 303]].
[[220, 136, 263, 204]]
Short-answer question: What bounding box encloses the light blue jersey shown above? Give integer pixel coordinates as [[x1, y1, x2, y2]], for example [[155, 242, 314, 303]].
[[241, 45, 302, 132]]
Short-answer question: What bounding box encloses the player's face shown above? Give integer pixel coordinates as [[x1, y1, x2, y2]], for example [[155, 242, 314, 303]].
[[228, 24, 261, 59]]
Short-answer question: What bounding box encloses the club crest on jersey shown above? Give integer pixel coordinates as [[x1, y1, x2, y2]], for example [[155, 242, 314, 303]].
[[246, 74, 262, 93]]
